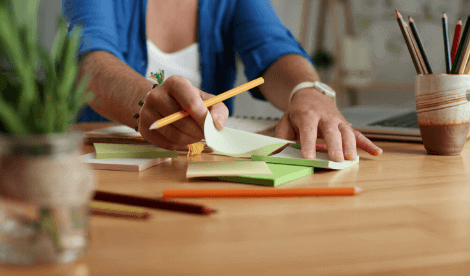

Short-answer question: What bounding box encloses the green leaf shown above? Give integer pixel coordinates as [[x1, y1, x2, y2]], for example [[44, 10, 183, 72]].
[[0, 7, 27, 77], [57, 26, 82, 100], [0, 95, 27, 134], [69, 73, 92, 120], [50, 17, 68, 65]]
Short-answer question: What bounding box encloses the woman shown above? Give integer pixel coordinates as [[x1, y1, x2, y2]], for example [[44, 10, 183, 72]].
[[63, 0, 382, 161]]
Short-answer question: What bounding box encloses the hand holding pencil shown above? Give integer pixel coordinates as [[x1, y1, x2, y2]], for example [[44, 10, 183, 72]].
[[136, 76, 234, 151]]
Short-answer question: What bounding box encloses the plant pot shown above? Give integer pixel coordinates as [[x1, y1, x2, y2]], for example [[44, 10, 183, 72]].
[[0, 131, 95, 265]]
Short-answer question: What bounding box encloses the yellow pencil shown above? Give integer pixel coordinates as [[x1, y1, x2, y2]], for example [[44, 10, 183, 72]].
[[149, 77, 264, 130], [89, 201, 149, 219]]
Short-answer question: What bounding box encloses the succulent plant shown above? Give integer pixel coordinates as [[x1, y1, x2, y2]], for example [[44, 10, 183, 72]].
[[0, 0, 91, 134]]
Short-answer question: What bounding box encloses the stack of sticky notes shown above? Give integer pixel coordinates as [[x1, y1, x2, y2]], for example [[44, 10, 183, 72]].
[[187, 160, 314, 187], [83, 143, 178, 172], [188, 144, 359, 187]]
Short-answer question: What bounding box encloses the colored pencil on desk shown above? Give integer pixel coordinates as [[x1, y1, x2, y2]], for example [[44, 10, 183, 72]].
[[89, 202, 150, 219], [162, 187, 364, 198], [149, 77, 264, 130], [395, 9, 423, 74], [442, 13, 451, 74], [93, 191, 216, 215], [451, 14, 470, 74], [406, 23, 427, 74], [408, 16, 433, 74], [451, 19, 462, 64]]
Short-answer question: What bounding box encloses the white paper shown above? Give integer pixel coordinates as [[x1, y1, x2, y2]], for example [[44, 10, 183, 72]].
[[204, 112, 294, 155], [83, 153, 170, 172]]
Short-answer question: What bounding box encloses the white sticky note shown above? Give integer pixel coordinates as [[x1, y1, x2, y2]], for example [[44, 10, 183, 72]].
[[270, 146, 359, 170], [204, 112, 294, 155]]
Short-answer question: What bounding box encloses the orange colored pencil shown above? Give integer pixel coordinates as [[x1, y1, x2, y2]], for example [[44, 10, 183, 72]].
[[149, 77, 265, 130], [162, 187, 364, 198]]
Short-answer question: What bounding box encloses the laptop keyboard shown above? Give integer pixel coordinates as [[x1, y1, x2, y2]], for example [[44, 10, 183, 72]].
[[368, 111, 419, 128]]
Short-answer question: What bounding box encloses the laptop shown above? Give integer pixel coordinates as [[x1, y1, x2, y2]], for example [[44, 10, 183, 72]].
[[340, 106, 422, 142]]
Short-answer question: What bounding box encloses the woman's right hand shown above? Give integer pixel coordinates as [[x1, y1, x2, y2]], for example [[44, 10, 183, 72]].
[[137, 76, 229, 151]]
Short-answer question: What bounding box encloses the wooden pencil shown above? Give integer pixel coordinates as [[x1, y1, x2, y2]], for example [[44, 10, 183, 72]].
[[451, 14, 470, 74], [149, 77, 264, 130], [93, 191, 216, 215], [451, 19, 462, 63], [459, 25, 470, 73], [395, 9, 423, 74], [462, 42, 470, 73], [443, 13, 451, 74], [408, 16, 433, 74], [162, 187, 364, 198], [406, 23, 427, 74], [89, 202, 150, 219]]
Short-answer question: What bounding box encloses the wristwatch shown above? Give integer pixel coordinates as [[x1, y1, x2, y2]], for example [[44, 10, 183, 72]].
[[288, 81, 336, 106]]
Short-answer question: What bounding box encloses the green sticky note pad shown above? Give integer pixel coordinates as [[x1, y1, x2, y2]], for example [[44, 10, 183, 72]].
[[214, 163, 313, 187], [94, 143, 178, 159]]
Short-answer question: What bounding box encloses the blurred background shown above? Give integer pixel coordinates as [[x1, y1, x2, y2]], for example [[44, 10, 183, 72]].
[[37, 0, 470, 119]]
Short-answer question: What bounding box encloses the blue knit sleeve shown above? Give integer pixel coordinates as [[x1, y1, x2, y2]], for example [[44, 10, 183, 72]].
[[231, 0, 313, 83], [62, 0, 125, 62]]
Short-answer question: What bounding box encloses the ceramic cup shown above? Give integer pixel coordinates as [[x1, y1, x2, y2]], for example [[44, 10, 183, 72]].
[[415, 74, 470, 155]]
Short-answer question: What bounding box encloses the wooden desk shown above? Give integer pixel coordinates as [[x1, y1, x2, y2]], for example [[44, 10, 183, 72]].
[[2, 123, 470, 276]]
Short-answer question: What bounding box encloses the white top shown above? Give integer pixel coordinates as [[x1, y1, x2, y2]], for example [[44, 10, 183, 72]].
[[145, 40, 201, 88]]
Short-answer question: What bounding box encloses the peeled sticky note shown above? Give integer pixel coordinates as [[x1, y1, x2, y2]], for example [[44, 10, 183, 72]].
[[186, 161, 272, 178], [204, 112, 293, 155], [215, 163, 314, 187], [94, 143, 177, 159], [252, 146, 359, 170]]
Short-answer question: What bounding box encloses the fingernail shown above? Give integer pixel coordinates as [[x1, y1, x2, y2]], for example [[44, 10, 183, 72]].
[[345, 152, 356, 160], [214, 120, 224, 131], [373, 148, 383, 156], [333, 151, 344, 162], [303, 150, 315, 160]]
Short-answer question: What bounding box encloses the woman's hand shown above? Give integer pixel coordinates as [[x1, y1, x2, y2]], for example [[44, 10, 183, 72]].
[[138, 76, 229, 150], [275, 88, 383, 161]]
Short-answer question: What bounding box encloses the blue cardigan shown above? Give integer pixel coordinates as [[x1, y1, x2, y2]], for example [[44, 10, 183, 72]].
[[63, 0, 313, 121]]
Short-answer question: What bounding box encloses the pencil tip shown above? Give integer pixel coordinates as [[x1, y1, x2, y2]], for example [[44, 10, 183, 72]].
[[149, 121, 159, 130], [395, 9, 401, 18]]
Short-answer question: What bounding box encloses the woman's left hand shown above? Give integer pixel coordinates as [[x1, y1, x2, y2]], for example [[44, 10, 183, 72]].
[[274, 88, 383, 161]]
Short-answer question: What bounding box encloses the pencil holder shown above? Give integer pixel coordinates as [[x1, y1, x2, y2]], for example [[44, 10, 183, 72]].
[[0, 132, 96, 265], [415, 74, 470, 155]]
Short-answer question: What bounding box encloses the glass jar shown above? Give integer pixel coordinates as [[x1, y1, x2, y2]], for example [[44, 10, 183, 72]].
[[0, 131, 95, 265]]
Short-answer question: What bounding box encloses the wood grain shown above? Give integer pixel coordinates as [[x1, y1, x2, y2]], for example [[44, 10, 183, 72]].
[[2, 122, 470, 276]]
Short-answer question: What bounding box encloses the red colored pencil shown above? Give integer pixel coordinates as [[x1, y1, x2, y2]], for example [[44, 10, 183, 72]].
[[163, 187, 365, 198], [451, 19, 463, 64]]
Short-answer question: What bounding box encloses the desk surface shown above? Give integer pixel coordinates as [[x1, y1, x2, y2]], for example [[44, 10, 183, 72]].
[[2, 123, 470, 276]]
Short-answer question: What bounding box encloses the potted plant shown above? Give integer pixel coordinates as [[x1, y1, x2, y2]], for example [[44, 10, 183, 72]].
[[0, 0, 95, 265]]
